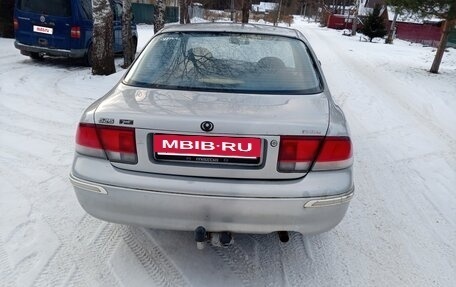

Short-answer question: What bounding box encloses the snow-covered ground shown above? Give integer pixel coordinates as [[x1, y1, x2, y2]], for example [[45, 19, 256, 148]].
[[1, 18, 455, 286]]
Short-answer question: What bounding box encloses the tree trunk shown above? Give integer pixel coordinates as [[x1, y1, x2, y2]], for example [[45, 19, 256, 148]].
[[179, 0, 185, 24], [276, 0, 282, 26], [185, 0, 191, 23], [430, 19, 454, 73], [430, 2, 455, 74], [0, 0, 15, 38], [154, 0, 166, 33], [241, 0, 250, 23], [180, 0, 191, 24], [385, 9, 398, 44], [92, 0, 115, 75], [351, 0, 358, 36], [122, 0, 133, 68]]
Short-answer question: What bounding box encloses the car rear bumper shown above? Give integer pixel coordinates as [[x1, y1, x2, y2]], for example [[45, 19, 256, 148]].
[[14, 41, 85, 58], [70, 158, 354, 235]]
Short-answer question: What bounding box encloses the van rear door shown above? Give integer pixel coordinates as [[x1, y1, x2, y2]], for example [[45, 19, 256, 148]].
[[15, 0, 73, 50]]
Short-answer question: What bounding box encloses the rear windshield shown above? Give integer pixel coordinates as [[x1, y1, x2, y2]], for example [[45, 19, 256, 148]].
[[124, 32, 322, 94], [17, 0, 72, 17]]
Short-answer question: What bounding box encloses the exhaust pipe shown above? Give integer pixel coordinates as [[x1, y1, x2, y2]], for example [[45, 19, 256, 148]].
[[194, 226, 207, 250], [278, 231, 289, 243], [211, 231, 233, 247], [194, 227, 234, 249]]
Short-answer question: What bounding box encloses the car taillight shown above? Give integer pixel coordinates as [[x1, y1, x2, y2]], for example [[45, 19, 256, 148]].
[[278, 136, 322, 172], [313, 136, 352, 170], [71, 26, 81, 39], [277, 136, 352, 172], [14, 18, 19, 31], [76, 123, 137, 164]]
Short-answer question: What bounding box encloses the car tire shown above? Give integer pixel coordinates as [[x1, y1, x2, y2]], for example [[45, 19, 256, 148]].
[[84, 44, 93, 67], [30, 52, 44, 60]]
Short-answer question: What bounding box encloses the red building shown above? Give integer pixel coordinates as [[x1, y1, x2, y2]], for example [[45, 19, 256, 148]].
[[325, 0, 444, 47]]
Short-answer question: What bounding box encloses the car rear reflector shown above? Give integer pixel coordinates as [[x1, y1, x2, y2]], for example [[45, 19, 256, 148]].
[[14, 18, 18, 31], [71, 26, 81, 39], [75, 123, 137, 164], [278, 136, 352, 172]]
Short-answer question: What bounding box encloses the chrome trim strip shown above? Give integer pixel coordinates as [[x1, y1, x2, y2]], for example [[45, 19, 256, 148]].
[[304, 190, 354, 208], [69, 174, 108, 195]]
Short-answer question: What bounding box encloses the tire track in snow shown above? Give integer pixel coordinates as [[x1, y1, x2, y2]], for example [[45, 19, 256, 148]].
[[32, 215, 97, 287], [248, 234, 288, 287], [278, 233, 318, 286], [0, 242, 16, 287], [123, 227, 190, 287], [211, 236, 260, 287], [1, 93, 121, 286], [33, 215, 122, 287]]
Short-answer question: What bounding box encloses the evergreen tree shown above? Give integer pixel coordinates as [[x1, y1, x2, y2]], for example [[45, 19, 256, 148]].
[[361, 4, 387, 42]]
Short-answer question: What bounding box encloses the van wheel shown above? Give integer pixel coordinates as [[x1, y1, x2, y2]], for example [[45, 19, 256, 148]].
[[84, 44, 93, 67], [30, 52, 44, 60]]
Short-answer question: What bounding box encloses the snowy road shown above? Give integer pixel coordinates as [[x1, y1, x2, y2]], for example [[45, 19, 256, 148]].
[[1, 20, 455, 286]]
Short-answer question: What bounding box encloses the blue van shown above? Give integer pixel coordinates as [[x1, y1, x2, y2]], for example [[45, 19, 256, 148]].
[[14, 0, 137, 65]]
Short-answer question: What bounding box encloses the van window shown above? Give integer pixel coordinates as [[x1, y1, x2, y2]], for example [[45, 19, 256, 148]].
[[17, 0, 72, 17]]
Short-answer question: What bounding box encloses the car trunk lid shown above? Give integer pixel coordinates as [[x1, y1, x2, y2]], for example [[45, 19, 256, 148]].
[[94, 84, 330, 179]]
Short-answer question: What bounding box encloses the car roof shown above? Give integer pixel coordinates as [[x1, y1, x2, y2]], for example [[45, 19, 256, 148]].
[[159, 22, 302, 39]]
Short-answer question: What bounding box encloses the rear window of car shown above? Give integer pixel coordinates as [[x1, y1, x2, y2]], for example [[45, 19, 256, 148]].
[[17, 0, 72, 17], [124, 32, 322, 94]]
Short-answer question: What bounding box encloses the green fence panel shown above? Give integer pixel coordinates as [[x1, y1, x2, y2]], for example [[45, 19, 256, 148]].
[[131, 4, 179, 25], [448, 28, 456, 48], [165, 7, 179, 23]]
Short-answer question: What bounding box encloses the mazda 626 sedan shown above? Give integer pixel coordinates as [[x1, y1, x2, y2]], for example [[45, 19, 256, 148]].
[[70, 23, 354, 245]]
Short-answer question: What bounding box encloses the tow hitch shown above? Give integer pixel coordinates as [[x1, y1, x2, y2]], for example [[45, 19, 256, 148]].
[[194, 226, 234, 249]]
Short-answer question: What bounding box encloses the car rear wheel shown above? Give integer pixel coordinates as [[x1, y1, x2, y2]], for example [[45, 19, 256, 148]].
[[84, 44, 93, 67], [30, 52, 44, 60]]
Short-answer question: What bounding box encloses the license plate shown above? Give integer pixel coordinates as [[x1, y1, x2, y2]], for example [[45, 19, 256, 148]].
[[153, 134, 262, 164], [33, 25, 53, 35]]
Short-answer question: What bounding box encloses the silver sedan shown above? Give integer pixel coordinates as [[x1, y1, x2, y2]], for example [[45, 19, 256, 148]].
[[70, 23, 353, 245]]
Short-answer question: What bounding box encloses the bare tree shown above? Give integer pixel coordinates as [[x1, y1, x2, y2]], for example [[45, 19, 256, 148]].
[[122, 0, 134, 68], [155, 0, 166, 33], [385, 8, 399, 44], [241, 0, 251, 23], [179, 0, 191, 24], [92, 0, 115, 75], [351, 0, 359, 35]]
